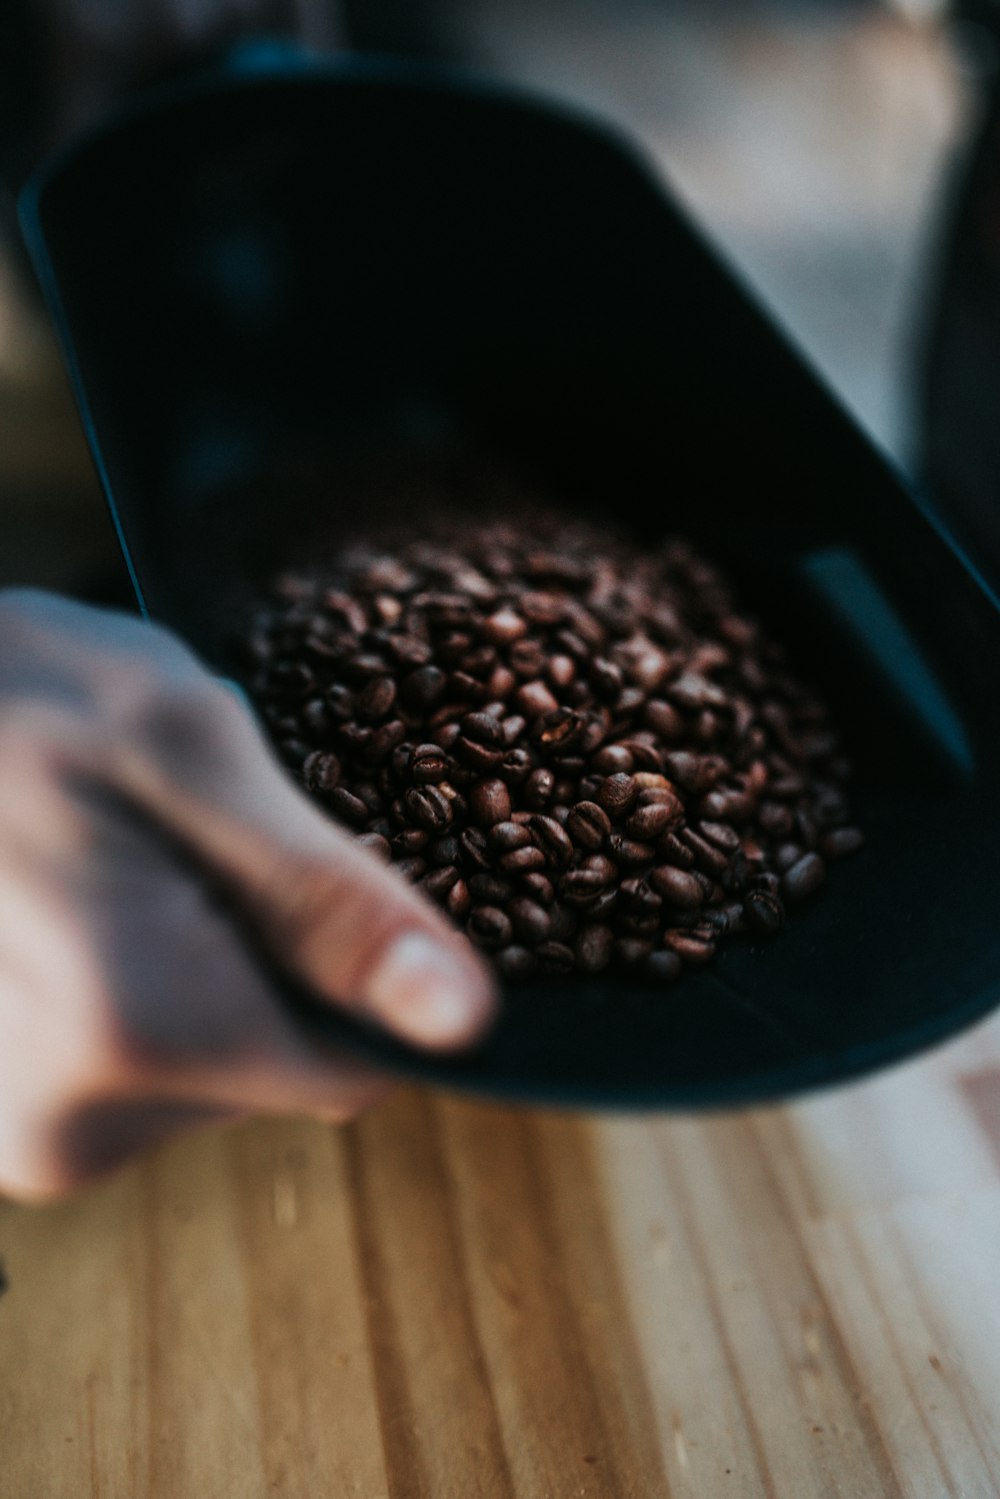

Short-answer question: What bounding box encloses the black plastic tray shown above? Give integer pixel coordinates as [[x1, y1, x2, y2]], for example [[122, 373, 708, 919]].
[[19, 53, 1000, 1108]]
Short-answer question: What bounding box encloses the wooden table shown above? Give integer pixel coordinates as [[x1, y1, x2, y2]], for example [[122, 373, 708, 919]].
[[3, 1004, 1000, 1499]]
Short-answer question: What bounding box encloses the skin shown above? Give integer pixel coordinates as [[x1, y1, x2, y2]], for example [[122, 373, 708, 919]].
[[0, 591, 496, 1201]]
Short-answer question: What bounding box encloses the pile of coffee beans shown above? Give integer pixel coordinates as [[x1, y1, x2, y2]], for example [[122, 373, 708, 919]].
[[239, 516, 863, 982]]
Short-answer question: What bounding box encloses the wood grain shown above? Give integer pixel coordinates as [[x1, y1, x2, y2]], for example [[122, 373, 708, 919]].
[[4, 1007, 1000, 1498]]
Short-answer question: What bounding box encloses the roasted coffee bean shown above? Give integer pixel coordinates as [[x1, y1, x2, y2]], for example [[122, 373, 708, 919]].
[[499, 845, 547, 874], [508, 897, 552, 945], [488, 820, 533, 852], [404, 785, 454, 832], [494, 945, 537, 979], [598, 772, 638, 817], [394, 856, 428, 881], [461, 711, 504, 746], [458, 826, 490, 870], [607, 834, 654, 867], [520, 871, 555, 907], [523, 768, 556, 809], [782, 851, 826, 902], [743, 889, 785, 935], [614, 937, 654, 966], [560, 868, 608, 905], [469, 777, 512, 826], [328, 786, 370, 828], [575, 923, 614, 973], [592, 744, 634, 775], [468, 872, 514, 903], [467, 906, 513, 948], [427, 835, 461, 868], [663, 928, 715, 964], [650, 865, 704, 909], [619, 877, 663, 916], [535, 941, 575, 974], [301, 750, 341, 793], [411, 743, 452, 784], [529, 814, 574, 868], [446, 879, 472, 920], [454, 735, 505, 771], [626, 801, 676, 840], [486, 746, 529, 788], [821, 826, 865, 859], [774, 842, 803, 873], [357, 675, 397, 722], [421, 866, 460, 900], [401, 664, 447, 712], [392, 827, 430, 856], [566, 800, 612, 850]]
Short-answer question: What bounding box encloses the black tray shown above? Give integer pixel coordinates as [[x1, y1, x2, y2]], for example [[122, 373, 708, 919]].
[[20, 53, 1000, 1108]]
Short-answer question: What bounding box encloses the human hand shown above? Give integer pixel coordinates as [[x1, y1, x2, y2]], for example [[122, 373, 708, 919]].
[[0, 590, 495, 1199]]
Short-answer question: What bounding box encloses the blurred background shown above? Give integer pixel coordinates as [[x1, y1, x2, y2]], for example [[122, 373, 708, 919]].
[[0, 0, 993, 593]]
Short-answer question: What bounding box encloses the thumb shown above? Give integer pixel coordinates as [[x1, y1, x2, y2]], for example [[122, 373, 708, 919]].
[[89, 687, 499, 1052]]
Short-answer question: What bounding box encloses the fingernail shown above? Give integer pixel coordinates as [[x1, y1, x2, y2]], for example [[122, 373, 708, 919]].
[[363, 932, 492, 1047]]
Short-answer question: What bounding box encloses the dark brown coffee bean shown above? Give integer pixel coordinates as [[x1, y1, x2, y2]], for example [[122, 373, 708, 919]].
[[499, 845, 547, 874], [328, 787, 370, 828], [536, 941, 575, 974], [679, 828, 730, 877], [520, 871, 555, 907], [626, 802, 675, 840], [698, 820, 740, 853], [509, 639, 546, 678], [468, 873, 514, 903], [454, 736, 505, 772], [357, 675, 397, 722], [494, 945, 537, 979], [394, 856, 428, 881], [469, 777, 512, 826], [821, 826, 865, 859], [614, 937, 654, 966], [532, 708, 584, 751], [598, 773, 638, 817], [742, 889, 785, 935], [301, 751, 342, 793], [560, 868, 607, 905], [523, 768, 556, 809], [401, 664, 447, 712], [488, 820, 532, 852], [468, 906, 513, 948], [774, 842, 803, 873], [644, 699, 683, 741], [411, 743, 452, 784], [421, 866, 460, 900], [508, 898, 552, 945], [619, 877, 663, 916], [644, 950, 683, 983], [663, 928, 715, 964], [424, 835, 460, 868], [482, 606, 527, 644], [566, 800, 612, 850], [497, 746, 536, 785], [529, 814, 574, 868], [461, 711, 504, 747], [758, 801, 795, 838], [575, 924, 614, 973], [607, 834, 654, 867], [392, 827, 430, 856], [650, 865, 704, 909], [458, 826, 490, 870], [446, 879, 472, 920], [405, 785, 454, 832], [782, 852, 826, 902], [592, 744, 634, 775]]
